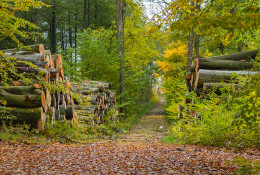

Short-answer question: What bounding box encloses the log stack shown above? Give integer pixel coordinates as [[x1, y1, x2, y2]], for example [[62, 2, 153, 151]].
[[0, 44, 76, 131], [189, 50, 259, 97], [178, 50, 259, 118], [72, 80, 117, 125]]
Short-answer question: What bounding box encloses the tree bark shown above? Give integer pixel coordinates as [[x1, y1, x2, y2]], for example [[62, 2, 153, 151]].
[[219, 43, 224, 54], [203, 82, 243, 94], [198, 59, 254, 70], [117, 0, 126, 115], [196, 69, 258, 87], [51, 2, 57, 53], [83, 0, 87, 29], [203, 50, 258, 61], [194, 3, 200, 57], [0, 89, 45, 108], [0, 85, 41, 95], [0, 107, 45, 131], [1, 44, 45, 54], [68, 12, 73, 47], [87, 0, 90, 27], [35, 8, 39, 44]]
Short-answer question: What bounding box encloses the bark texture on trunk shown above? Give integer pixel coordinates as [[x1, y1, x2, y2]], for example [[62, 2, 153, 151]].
[[117, 0, 126, 115], [196, 69, 258, 87]]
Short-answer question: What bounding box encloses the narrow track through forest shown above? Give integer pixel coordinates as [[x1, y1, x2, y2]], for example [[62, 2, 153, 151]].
[[1, 100, 259, 174]]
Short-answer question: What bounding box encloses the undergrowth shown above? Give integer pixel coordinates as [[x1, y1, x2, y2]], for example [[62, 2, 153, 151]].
[[0, 100, 156, 144], [164, 73, 260, 149]]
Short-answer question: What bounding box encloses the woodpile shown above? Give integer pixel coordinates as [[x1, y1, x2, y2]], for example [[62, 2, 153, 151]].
[[0, 44, 76, 131], [189, 50, 259, 96], [72, 81, 117, 125], [178, 50, 259, 118]]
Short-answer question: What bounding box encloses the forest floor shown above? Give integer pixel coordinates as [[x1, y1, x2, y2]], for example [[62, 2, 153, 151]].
[[0, 100, 259, 174]]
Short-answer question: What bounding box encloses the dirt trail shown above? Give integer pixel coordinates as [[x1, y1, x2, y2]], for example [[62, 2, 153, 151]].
[[120, 99, 168, 142], [0, 100, 259, 174]]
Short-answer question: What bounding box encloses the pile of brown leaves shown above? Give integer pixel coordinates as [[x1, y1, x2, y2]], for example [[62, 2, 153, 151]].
[[0, 141, 259, 174]]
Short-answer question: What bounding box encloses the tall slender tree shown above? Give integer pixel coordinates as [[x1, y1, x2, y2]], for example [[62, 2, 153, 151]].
[[51, 0, 57, 53], [117, 0, 126, 115]]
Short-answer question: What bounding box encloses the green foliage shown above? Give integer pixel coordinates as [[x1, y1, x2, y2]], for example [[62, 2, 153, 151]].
[[155, 0, 260, 50], [43, 120, 75, 140], [166, 73, 260, 149], [78, 28, 120, 82], [226, 156, 260, 175], [0, 0, 48, 46]]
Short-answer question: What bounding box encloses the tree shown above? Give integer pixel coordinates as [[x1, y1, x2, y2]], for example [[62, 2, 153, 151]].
[[0, 0, 48, 47], [117, 0, 127, 115]]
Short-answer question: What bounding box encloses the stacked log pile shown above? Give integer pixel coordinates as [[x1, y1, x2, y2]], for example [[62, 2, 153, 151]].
[[72, 81, 117, 125], [188, 50, 259, 97], [177, 50, 259, 118], [0, 44, 76, 131]]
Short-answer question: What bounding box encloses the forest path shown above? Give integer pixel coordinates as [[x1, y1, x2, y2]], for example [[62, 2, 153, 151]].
[[0, 100, 259, 174], [118, 98, 168, 143]]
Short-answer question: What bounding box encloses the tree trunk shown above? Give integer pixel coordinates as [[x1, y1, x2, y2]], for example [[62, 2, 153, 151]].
[[196, 69, 258, 87], [117, 0, 126, 115], [35, 8, 39, 44], [194, 3, 200, 57], [0, 89, 44, 108], [74, 15, 78, 49], [0, 107, 45, 131], [51, 3, 57, 53], [203, 82, 244, 94], [238, 44, 243, 52], [14, 67, 48, 74], [198, 59, 254, 70], [220, 43, 224, 54], [0, 85, 41, 95], [68, 12, 73, 47], [4, 52, 44, 62], [194, 33, 200, 57], [203, 50, 258, 61], [87, 0, 90, 28], [1, 44, 45, 54], [83, 0, 87, 29], [186, 0, 195, 93], [61, 25, 65, 50]]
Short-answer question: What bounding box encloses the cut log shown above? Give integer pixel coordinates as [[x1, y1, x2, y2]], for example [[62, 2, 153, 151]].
[[196, 69, 258, 87], [202, 50, 258, 61], [6, 51, 45, 62], [55, 54, 63, 73], [65, 105, 75, 120], [15, 67, 48, 74], [0, 85, 41, 95], [37, 107, 46, 131], [0, 89, 44, 108], [59, 105, 66, 115], [0, 107, 45, 131], [49, 107, 55, 124], [45, 88, 52, 109], [15, 60, 47, 68], [203, 83, 244, 94], [20, 44, 45, 54], [44, 50, 55, 68], [1, 44, 45, 55], [55, 109, 60, 120], [0, 80, 39, 86], [72, 81, 111, 89], [76, 110, 94, 116], [51, 94, 57, 109], [74, 105, 97, 111], [198, 59, 254, 70]]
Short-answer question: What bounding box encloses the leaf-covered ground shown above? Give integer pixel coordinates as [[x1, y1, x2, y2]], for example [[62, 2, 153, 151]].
[[0, 101, 259, 174]]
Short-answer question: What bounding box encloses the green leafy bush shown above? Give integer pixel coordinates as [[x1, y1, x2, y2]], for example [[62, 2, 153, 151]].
[[166, 73, 260, 149]]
